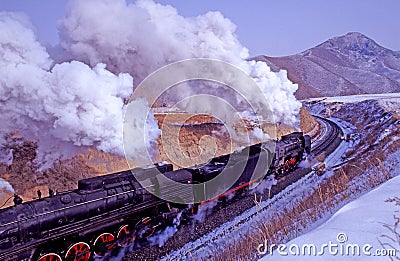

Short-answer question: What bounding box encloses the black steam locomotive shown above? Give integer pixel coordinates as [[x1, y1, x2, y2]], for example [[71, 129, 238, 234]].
[[0, 132, 310, 261]]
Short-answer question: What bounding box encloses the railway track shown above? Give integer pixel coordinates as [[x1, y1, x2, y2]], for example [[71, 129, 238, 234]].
[[124, 116, 343, 260], [311, 115, 342, 155], [0, 115, 343, 261]]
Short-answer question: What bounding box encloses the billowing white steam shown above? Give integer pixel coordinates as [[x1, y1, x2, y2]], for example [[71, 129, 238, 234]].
[[148, 212, 183, 247], [123, 98, 162, 164], [58, 0, 245, 81], [193, 199, 218, 223], [0, 178, 14, 195], [1, 0, 302, 169], [251, 174, 277, 194], [59, 0, 301, 127], [0, 13, 158, 168]]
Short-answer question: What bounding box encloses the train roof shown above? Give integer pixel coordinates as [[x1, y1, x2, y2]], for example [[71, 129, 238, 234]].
[[78, 163, 173, 191], [280, 132, 304, 141]]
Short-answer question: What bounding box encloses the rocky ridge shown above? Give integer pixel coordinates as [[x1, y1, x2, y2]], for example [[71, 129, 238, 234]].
[[255, 32, 400, 99]]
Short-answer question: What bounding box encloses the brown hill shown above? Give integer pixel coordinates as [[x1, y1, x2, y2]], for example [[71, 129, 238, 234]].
[[254, 32, 400, 99]]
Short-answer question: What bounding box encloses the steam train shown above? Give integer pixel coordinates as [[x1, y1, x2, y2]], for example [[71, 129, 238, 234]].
[[0, 132, 311, 261]]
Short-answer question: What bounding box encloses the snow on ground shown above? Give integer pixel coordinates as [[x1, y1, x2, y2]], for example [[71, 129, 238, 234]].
[[160, 96, 399, 260], [324, 117, 357, 169], [161, 119, 348, 260], [303, 93, 400, 104], [270, 94, 400, 260], [162, 170, 318, 260], [304, 93, 400, 118], [259, 168, 400, 260]]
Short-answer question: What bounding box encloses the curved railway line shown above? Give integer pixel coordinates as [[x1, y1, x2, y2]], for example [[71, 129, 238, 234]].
[[0, 116, 342, 261], [123, 116, 343, 260], [311, 115, 342, 155]]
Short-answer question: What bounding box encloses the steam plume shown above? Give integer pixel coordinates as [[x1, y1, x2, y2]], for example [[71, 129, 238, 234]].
[[0, 12, 158, 168], [1, 0, 302, 169], [59, 0, 301, 127], [0, 178, 14, 195]]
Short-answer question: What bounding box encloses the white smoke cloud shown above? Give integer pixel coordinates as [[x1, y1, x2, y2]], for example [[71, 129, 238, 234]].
[[58, 0, 246, 81], [0, 178, 14, 195], [193, 199, 218, 223], [251, 174, 277, 194], [1, 0, 302, 169], [0, 12, 51, 69], [298, 155, 319, 169], [123, 98, 162, 165], [0, 12, 159, 168], [58, 0, 301, 127], [148, 212, 183, 247]]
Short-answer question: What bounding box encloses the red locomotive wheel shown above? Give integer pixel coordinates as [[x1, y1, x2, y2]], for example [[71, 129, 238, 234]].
[[38, 253, 62, 261], [135, 216, 160, 239], [117, 224, 135, 246], [93, 232, 116, 256], [65, 242, 91, 261], [141, 216, 151, 224]]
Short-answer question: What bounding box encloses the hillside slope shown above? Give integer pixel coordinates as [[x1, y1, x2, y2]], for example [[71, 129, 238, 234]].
[[255, 32, 400, 99]]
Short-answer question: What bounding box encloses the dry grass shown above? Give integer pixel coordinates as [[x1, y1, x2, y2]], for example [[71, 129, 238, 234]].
[[378, 197, 400, 260], [206, 104, 400, 261], [208, 152, 393, 261]]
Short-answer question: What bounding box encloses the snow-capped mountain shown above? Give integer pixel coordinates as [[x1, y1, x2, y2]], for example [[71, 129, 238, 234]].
[[255, 32, 400, 99]]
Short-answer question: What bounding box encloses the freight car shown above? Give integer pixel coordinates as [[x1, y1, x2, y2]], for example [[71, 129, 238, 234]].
[[0, 132, 311, 261]]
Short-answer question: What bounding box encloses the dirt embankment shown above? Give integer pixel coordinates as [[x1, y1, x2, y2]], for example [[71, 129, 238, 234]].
[[155, 113, 230, 169], [299, 106, 319, 136]]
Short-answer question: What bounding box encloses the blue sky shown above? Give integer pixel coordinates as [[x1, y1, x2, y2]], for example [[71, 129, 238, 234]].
[[0, 0, 399, 56]]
